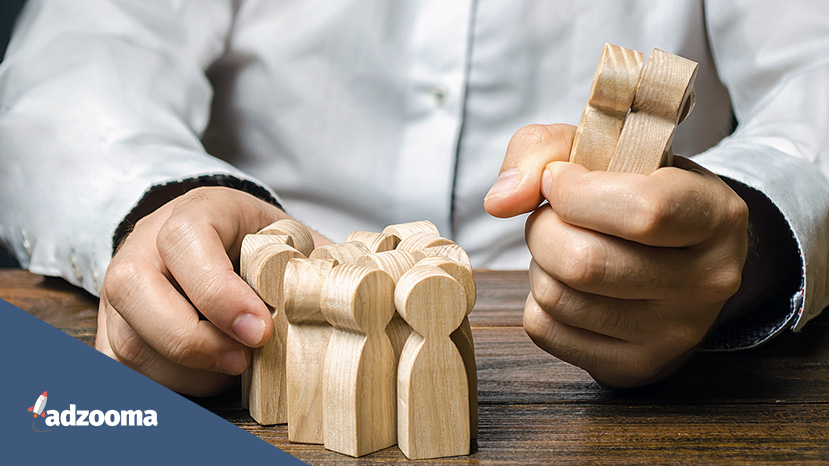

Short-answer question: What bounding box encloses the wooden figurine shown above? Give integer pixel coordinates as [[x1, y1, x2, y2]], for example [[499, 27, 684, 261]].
[[608, 47, 697, 174], [240, 234, 292, 287], [257, 218, 315, 257], [283, 258, 337, 444], [382, 220, 440, 241], [396, 231, 456, 252], [354, 249, 418, 359], [569, 43, 645, 171], [344, 230, 400, 253], [309, 241, 369, 264], [395, 265, 470, 459], [239, 242, 304, 425], [414, 256, 478, 438], [321, 265, 398, 457], [410, 243, 472, 272]]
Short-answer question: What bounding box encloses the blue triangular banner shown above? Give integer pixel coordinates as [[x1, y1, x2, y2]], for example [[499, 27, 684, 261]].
[[0, 298, 308, 466]]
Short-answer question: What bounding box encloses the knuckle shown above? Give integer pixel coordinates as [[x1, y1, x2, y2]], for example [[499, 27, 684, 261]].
[[103, 260, 142, 312], [630, 190, 672, 238], [156, 215, 198, 259], [109, 325, 153, 369], [557, 235, 606, 289], [530, 270, 569, 314], [159, 327, 206, 368], [726, 195, 749, 229], [707, 266, 743, 300]]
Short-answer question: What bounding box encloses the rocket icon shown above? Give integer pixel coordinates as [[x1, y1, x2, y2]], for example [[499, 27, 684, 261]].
[[27, 391, 48, 418]]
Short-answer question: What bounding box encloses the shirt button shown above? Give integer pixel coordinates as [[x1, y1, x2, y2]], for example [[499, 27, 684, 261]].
[[21, 232, 33, 257], [91, 268, 102, 293], [69, 252, 83, 281], [431, 85, 449, 106]]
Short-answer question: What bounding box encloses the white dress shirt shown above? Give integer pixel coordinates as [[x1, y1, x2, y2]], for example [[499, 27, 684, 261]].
[[1, 0, 827, 347]]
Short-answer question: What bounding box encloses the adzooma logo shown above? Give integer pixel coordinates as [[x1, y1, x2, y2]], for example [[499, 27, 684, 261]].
[[27, 391, 158, 427]]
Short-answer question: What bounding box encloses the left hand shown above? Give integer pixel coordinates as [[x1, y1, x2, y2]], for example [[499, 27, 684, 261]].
[[485, 124, 749, 388]]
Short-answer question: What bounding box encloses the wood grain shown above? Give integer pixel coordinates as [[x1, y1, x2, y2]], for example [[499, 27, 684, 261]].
[[241, 243, 305, 425], [608, 48, 698, 174], [395, 265, 470, 459], [258, 219, 316, 257], [344, 231, 400, 253], [284, 258, 337, 444], [4, 269, 829, 465], [569, 43, 644, 171], [320, 265, 398, 457], [381, 220, 440, 240]]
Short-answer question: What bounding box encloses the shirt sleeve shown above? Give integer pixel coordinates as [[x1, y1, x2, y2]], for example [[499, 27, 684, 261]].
[[0, 0, 279, 296], [696, 0, 829, 348]]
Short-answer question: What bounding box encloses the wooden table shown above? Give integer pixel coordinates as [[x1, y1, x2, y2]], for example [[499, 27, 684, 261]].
[[3, 269, 828, 465]]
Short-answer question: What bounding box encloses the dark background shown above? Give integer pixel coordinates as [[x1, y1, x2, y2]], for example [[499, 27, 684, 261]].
[[1, 0, 27, 267]]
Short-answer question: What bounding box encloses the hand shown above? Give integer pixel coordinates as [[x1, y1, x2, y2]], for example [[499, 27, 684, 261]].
[[485, 124, 748, 388], [95, 186, 331, 396]]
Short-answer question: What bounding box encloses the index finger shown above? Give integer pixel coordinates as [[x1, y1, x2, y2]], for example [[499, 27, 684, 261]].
[[157, 193, 278, 348], [542, 157, 745, 247]]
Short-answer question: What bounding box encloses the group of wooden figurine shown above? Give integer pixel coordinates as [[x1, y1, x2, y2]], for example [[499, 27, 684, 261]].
[[235, 42, 699, 460], [239, 219, 478, 460]]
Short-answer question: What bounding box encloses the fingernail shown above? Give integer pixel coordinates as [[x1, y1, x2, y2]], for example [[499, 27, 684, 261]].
[[541, 168, 552, 197], [216, 350, 247, 375], [485, 169, 521, 201], [232, 313, 266, 346]]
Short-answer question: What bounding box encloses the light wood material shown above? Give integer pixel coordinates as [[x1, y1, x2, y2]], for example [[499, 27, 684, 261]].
[[608, 48, 698, 174], [284, 258, 337, 444], [344, 231, 400, 253], [412, 256, 478, 439], [355, 250, 418, 360], [258, 219, 316, 257], [396, 232, 455, 253], [395, 265, 470, 459], [569, 43, 645, 171], [241, 242, 305, 309], [411, 244, 473, 272], [320, 265, 398, 457], [382, 220, 440, 240], [240, 234, 292, 280], [309, 242, 370, 265], [240, 243, 304, 425]]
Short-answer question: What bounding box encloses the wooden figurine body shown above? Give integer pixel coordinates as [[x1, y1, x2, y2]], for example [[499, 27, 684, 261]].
[[395, 265, 470, 459], [355, 249, 418, 359], [284, 258, 336, 444], [397, 232, 455, 252], [345, 230, 400, 253], [411, 244, 472, 272], [609, 47, 698, 174], [414, 256, 478, 438], [382, 220, 440, 240], [310, 241, 369, 264], [321, 265, 397, 457], [257, 218, 315, 257], [569, 43, 644, 171], [239, 242, 304, 425]]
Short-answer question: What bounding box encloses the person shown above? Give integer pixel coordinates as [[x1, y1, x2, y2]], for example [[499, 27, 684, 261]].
[[0, 0, 826, 396]]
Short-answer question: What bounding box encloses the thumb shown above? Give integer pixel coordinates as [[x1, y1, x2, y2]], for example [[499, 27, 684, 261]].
[[484, 124, 575, 218]]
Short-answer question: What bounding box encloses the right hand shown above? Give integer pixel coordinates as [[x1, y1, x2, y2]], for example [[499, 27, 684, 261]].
[[95, 186, 330, 396]]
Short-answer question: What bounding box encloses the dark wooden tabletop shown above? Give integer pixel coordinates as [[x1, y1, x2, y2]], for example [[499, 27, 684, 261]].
[[2, 269, 828, 465]]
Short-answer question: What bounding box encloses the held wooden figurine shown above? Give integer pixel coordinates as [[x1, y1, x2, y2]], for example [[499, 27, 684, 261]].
[[570, 43, 698, 175]]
